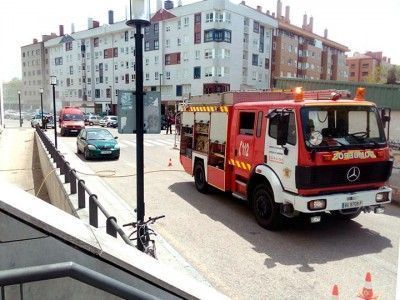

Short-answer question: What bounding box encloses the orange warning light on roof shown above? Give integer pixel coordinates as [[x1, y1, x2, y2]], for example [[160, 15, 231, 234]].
[[294, 87, 304, 102], [354, 87, 366, 101]]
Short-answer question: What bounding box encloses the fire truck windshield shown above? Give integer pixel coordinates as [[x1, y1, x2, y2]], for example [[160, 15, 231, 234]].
[[300, 105, 386, 150]]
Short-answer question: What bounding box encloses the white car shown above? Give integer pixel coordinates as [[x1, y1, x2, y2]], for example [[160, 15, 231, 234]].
[[30, 115, 55, 128], [99, 116, 118, 128]]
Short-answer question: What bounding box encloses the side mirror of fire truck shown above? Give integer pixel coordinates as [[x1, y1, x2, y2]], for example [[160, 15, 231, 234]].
[[277, 114, 290, 146], [380, 108, 391, 128]]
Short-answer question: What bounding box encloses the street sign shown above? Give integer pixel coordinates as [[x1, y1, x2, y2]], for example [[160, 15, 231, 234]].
[[117, 90, 161, 134]]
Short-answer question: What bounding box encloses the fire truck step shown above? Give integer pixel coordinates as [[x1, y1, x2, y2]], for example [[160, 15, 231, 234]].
[[232, 192, 247, 201]]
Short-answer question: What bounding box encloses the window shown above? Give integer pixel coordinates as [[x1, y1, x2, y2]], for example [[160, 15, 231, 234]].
[[177, 38, 181, 46], [195, 13, 201, 24], [252, 54, 259, 66], [154, 23, 159, 33], [177, 20, 181, 29], [154, 56, 159, 64], [194, 66, 201, 79], [205, 49, 213, 59], [362, 71, 369, 76], [166, 26, 171, 32], [155, 72, 159, 80], [95, 89, 100, 98], [55, 57, 63, 65], [145, 73, 149, 81], [239, 112, 255, 135], [115, 76, 118, 83], [94, 37, 99, 47], [183, 52, 189, 62], [205, 66, 214, 77], [125, 74, 129, 84], [113, 47, 118, 57], [244, 17, 250, 26], [269, 112, 296, 145], [69, 66, 73, 75], [165, 39, 170, 48], [362, 63, 369, 68], [176, 85, 183, 96], [195, 50, 200, 60], [194, 32, 201, 44], [166, 71, 170, 79], [253, 21, 260, 33], [165, 54, 171, 65], [206, 12, 214, 23], [215, 11, 223, 22], [145, 41, 150, 51], [65, 42, 73, 51], [350, 72, 355, 77], [154, 40, 159, 50], [183, 17, 189, 27], [256, 111, 263, 137], [124, 31, 128, 41], [145, 58, 149, 66], [204, 29, 231, 43], [144, 27, 150, 35]]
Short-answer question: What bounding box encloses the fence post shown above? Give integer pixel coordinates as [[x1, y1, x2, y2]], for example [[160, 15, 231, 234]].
[[70, 169, 77, 194], [78, 180, 85, 208], [89, 195, 98, 228], [60, 155, 66, 175], [65, 162, 71, 184], [106, 217, 118, 238]]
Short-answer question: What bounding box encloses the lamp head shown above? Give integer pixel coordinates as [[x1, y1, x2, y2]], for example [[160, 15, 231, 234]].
[[40, 88, 44, 94], [50, 75, 57, 85], [126, 0, 151, 27]]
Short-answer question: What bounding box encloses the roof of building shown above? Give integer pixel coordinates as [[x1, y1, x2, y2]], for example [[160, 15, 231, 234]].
[[151, 8, 176, 22], [278, 20, 349, 52]]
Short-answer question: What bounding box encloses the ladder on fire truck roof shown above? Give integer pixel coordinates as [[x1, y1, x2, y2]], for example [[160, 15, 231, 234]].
[[186, 89, 352, 106]]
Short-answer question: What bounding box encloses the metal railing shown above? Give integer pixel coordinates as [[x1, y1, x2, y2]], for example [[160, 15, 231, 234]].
[[0, 262, 157, 300], [35, 126, 133, 246]]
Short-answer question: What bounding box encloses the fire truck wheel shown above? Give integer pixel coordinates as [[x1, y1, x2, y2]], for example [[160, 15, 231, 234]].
[[330, 209, 361, 220], [252, 184, 281, 230], [194, 162, 208, 193]]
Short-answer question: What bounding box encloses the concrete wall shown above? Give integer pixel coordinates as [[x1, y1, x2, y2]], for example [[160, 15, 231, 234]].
[[35, 132, 75, 215], [389, 110, 400, 140]]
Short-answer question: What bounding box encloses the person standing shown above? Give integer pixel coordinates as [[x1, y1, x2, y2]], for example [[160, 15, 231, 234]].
[[166, 113, 173, 134]]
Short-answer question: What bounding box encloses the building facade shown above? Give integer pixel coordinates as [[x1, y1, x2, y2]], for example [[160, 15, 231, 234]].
[[270, 0, 349, 81], [41, 0, 276, 113], [21, 34, 56, 110], [346, 51, 392, 83]]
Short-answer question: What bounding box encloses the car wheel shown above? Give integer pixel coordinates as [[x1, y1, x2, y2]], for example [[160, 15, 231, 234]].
[[77, 145, 81, 154], [194, 161, 208, 193], [330, 209, 361, 220], [252, 183, 282, 230], [89, 122, 93, 126], [84, 148, 90, 160]]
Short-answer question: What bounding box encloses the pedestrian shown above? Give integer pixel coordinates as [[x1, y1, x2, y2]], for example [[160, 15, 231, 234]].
[[166, 113, 173, 134], [43, 115, 48, 131]]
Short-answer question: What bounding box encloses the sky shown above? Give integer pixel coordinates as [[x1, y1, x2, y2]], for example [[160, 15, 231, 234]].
[[0, 0, 398, 84]]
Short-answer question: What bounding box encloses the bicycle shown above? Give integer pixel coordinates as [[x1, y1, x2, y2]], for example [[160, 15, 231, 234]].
[[123, 215, 165, 259]]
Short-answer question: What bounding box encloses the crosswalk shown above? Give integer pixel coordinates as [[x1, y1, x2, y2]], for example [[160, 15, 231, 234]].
[[117, 138, 179, 149]]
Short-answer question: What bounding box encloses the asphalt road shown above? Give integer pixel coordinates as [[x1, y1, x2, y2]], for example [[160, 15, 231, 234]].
[[57, 126, 399, 299]]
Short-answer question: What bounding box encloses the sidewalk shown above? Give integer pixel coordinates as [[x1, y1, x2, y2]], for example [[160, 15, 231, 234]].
[[389, 149, 400, 202]]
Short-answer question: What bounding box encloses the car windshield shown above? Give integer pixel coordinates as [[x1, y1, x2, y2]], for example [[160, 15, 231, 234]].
[[63, 114, 84, 121], [301, 105, 386, 150], [86, 130, 114, 140]]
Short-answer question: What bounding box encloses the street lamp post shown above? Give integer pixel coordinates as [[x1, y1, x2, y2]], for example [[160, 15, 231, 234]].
[[50, 76, 58, 149], [159, 73, 163, 102], [109, 85, 112, 115], [17, 91, 22, 127], [126, 0, 151, 252], [39, 88, 44, 129]]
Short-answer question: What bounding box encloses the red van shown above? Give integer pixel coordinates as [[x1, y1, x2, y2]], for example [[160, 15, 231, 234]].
[[59, 107, 85, 136]]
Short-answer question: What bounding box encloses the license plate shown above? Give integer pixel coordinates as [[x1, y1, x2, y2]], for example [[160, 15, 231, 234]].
[[70, 129, 78, 132], [101, 151, 112, 154], [342, 200, 363, 209]]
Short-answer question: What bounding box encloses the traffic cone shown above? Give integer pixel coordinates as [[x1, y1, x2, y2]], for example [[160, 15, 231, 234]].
[[358, 272, 377, 299], [168, 158, 172, 167], [331, 284, 339, 299]]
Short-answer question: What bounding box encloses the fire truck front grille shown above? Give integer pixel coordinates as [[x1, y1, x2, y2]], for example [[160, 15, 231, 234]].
[[295, 161, 393, 189]]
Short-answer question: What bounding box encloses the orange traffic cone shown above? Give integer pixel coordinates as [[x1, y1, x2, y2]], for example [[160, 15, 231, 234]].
[[168, 158, 172, 167], [358, 272, 377, 299], [331, 284, 339, 299]]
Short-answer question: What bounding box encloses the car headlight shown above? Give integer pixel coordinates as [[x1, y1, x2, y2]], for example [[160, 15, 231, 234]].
[[87, 145, 96, 150], [113, 144, 120, 150], [376, 192, 389, 202]]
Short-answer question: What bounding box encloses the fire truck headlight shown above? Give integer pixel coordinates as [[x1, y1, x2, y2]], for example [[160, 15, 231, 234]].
[[376, 192, 389, 203], [308, 199, 326, 211]]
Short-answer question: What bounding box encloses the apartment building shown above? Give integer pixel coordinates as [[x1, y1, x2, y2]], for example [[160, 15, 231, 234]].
[[346, 51, 392, 83], [271, 0, 349, 81], [21, 34, 56, 110], [39, 0, 277, 113]]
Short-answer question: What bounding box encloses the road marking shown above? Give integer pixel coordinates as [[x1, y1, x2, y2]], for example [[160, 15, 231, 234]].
[[120, 140, 136, 147], [144, 140, 166, 146], [118, 143, 128, 149], [155, 139, 175, 145]]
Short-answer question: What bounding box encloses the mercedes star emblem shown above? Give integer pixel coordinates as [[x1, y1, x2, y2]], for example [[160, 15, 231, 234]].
[[346, 166, 360, 182]]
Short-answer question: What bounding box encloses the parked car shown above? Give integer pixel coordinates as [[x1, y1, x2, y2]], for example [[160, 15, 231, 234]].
[[76, 128, 120, 160], [30, 114, 55, 128], [85, 115, 101, 126], [99, 116, 118, 128], [59, 107, 85, 136]]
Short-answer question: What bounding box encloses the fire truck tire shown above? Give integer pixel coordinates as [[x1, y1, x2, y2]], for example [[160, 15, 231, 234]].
[[194, 162, 208, 193], [252, 183, 282, 230], [330, 209, 361, 220]]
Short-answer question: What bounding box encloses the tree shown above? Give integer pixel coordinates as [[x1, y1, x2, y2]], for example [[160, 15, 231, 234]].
[[387, 66, 397, 84]]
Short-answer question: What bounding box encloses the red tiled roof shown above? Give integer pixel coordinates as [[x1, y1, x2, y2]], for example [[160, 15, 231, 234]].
[[151, 9, 176, 22]]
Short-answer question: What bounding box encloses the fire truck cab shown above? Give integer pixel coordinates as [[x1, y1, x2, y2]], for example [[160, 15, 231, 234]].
[[179, 89, 393, 229]]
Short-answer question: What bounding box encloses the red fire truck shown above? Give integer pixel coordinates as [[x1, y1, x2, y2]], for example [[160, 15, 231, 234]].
[[179, 88, 393, 229]]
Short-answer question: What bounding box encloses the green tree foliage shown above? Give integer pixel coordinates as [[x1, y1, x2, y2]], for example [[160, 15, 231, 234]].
[[387, 66, 397, 84]]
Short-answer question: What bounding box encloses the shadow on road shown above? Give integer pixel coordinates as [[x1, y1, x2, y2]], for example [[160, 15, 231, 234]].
[[169, 181, 394, 273]]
